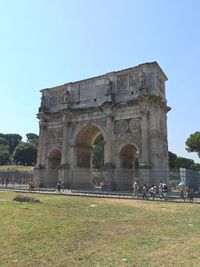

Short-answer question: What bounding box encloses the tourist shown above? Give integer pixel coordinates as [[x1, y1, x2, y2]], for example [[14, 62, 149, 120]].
[[132, 181, 139, 199], [57, 181, 61, 193], [186, 186, 194, 202], [180, 188, 185, 202], [158, 183, 163, 199], [5, 178, 9, 188], [149, 185, 157, 200], [142, 184, 148, 199], [29, 181, 34, 191], [1, 178, 5, 188], [161, 183, 168, 200]]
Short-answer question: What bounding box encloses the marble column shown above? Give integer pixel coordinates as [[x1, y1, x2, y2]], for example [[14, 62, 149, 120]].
[[103, 113, 115, 191], [104, 114, 113, 164], [36, 117, 47, 167], [34, 116, 47, 186], [36, 120, 43, 167], [141, 104, 149, 166], [41, 122, 47, 166], [61, 111, 68, 166], [139, 103, 150, 186], [59, 110, 71, 187]]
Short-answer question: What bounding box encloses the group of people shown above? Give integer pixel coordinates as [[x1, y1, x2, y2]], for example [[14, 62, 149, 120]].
[[132, 181, 195, 202], [132, 182, 168, 200], [180, 186, 194, 202], [28, 180, 42, 190], [0, 177, 9, 188]]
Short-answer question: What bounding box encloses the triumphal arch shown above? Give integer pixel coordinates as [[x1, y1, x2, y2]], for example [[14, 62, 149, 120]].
[[34, 62, 170, 190]]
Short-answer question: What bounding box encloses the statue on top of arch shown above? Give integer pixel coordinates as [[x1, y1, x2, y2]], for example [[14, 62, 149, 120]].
[[136, 70, 148, 96], [63, 89, 71, 108], [105, 79, 113, 103], [39, 93, 45, 112]]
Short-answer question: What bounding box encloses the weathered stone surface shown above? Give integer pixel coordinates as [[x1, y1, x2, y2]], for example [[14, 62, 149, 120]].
[[35, 62, 170, 189]]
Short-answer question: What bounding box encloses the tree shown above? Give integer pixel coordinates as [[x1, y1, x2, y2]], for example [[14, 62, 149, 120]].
[[186, 131, 200, 158], [5, 134, 22, 154], [0, 145, 10, 165], [191, 163, 200, 171], [175, 157, 194, 169], [92, 134, 104, 170], [26, 133, 39, 144], [168, 151, 177, 169], [0, 133, 6, 139], [0, 137, 8, 146], [12, 142, 37, 165]]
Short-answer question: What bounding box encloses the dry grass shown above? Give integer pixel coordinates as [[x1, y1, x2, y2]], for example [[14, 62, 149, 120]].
[[0, 192, 200, 267], [0, 165, 33, 171]]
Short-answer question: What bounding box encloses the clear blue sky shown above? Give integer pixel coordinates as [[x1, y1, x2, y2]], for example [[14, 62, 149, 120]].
[[0, 0, 200, 163]]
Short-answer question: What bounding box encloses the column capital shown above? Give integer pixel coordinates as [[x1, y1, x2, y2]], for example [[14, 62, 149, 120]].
[[105, 113, 114, 121]]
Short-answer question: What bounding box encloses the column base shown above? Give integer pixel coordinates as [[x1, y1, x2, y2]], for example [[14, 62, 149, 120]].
[[59, 164, 72, 188], [102, 163, 116, 191]]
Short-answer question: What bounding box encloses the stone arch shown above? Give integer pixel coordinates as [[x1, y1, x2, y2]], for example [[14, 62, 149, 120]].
[[116, 143, 140, 188], [35, 62, 169, 189], [119, 144, 139, 169], [75, 124, 105, 168], [46, 149, 62, 187], [72, 121, 106, 145], [48, 149, 61, 169], [118, 143, 140, 167]]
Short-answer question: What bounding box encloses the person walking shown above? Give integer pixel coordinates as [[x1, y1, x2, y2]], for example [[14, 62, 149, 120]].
[[142, 184, 148, 199], [132, 181, 139, 199], [180, 188, 185, 202], [149, 185, 157, 200], [187, 186, 194, 202], [57, 181, 61, 193]]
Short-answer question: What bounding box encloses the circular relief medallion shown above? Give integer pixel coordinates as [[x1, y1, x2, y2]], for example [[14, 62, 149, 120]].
[[129, 119, 141, 132], [115, 120, 128, 134]]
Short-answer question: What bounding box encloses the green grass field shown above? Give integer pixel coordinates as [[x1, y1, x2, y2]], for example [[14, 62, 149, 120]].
[[0, 192, 200, 267], [0, 165, 33, 171]]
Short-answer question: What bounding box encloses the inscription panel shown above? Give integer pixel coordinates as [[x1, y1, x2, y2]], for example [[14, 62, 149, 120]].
[[117, 75, 128, 93]]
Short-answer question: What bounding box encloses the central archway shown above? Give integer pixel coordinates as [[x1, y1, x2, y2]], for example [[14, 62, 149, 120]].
[[73, 124, 105, 188]]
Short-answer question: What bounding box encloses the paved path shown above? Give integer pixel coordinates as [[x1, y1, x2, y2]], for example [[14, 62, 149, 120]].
[[1, 188, 200, 204]]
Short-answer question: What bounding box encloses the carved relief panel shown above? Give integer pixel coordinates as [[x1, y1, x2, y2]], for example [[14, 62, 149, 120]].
[[117, 75, 128, 93], [44, 92, 64, 111], [47, 127, 63, 146], [114, 118, 141, 135], [117, 71, 148, 96]]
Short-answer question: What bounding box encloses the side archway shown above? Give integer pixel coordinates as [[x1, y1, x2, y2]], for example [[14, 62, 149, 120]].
[[119, 144, 139, 169], [48, 149, 61, 169], [117, 143, 140, 189], [47, 149, 61, 187]]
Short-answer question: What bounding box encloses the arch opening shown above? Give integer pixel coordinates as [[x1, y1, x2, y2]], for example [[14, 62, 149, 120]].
[[48, 150, 61, 169], [75, 125, 104, 169], [118, 144, 140, 188], [119, 144, 139, 169], [74, 125, 105, 188]]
